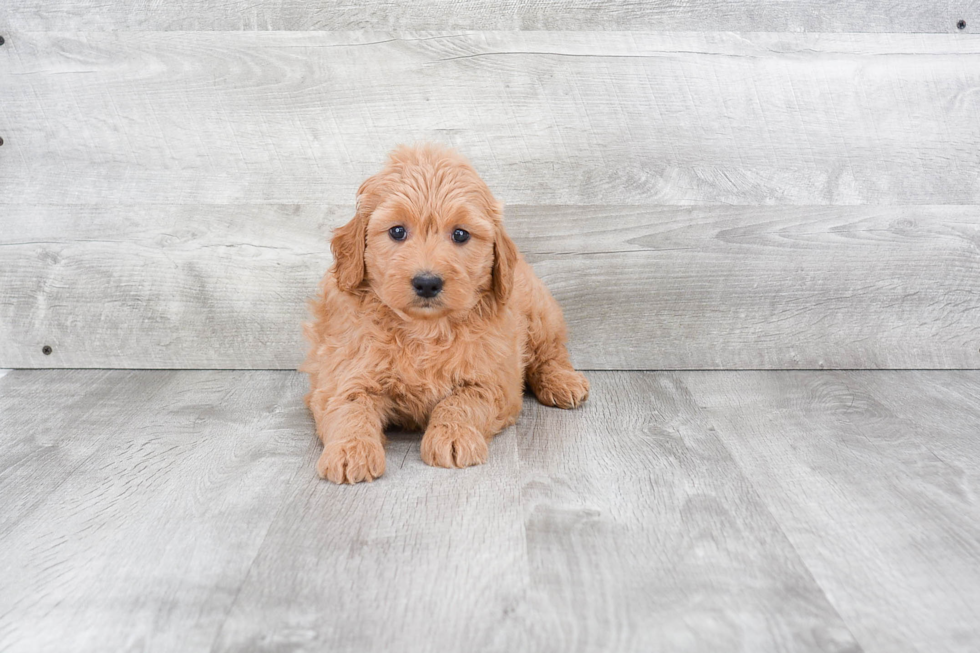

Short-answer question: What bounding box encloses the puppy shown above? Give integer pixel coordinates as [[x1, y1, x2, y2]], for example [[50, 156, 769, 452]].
[[301, 144, 589, 484]]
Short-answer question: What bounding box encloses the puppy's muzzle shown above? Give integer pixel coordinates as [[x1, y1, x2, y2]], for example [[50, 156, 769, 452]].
[[412, 273, 443, 299]]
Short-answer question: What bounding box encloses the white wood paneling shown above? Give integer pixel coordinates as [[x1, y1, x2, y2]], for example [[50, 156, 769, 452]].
[[2, 32, 979, 206], [2, 204, 977, 370], [2, 30, 978, 370], [1, 0, 976, 32], [0, 205, 332, 369]]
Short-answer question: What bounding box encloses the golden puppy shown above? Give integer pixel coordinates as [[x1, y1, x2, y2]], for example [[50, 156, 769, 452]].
[[301, 144, 588, 484]]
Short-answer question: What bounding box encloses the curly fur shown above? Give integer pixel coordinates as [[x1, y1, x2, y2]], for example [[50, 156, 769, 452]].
[[301, 144, 589, 484]]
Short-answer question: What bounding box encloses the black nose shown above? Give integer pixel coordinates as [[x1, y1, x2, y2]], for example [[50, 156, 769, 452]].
[[412, 273, 443, 298]]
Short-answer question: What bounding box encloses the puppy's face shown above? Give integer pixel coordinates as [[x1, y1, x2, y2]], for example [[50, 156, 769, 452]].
[[364, 198, 495, 319], [330, 145, 518, 320]]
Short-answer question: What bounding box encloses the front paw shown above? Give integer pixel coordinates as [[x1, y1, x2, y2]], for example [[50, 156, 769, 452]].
[[533, 366, 590, 409], [317, 437, 386, 484], [421, 423, 488, 469]]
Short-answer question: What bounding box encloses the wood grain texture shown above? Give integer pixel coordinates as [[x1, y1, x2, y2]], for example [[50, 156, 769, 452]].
[[0, 205, 333, 370], [0, 370, 312, 653], [1, 0, 976, 32], [681, 370, 980, 653], [212, 427, 529, 652], [3, 369, 977, 651], [172, 371, 858, 653], [514, 372, 860, 652], [0, 370, 170, 538], [2, 204, 978, 370], [2, 32, 980, 205]]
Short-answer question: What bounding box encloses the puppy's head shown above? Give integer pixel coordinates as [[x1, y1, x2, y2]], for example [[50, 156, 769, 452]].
[[331, 144, 517, 320]]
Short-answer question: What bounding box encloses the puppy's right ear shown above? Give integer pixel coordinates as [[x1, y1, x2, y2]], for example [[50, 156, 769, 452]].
[[330, 213, 366, 293], [331, 174, 382, 293]]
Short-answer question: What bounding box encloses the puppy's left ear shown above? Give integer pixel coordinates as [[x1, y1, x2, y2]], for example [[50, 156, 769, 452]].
[[491, 223, 519, 304]]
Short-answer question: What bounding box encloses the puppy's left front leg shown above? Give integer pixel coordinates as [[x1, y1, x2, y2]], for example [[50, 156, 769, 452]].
[[422, 383, 506, 469]]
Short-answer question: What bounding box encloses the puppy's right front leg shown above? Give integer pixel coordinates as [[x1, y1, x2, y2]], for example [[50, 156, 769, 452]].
[[312, 390, 387, 484]]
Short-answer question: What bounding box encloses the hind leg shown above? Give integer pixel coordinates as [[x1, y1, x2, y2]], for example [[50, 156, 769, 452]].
[[529, 358, 589, 409], [522, 275, 589, 409]]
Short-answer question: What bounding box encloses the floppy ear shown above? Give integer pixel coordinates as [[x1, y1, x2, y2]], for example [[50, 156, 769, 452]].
[[331, 174, 384, 293], [330, 213, 366, 292], [491, 223, 519, 304]]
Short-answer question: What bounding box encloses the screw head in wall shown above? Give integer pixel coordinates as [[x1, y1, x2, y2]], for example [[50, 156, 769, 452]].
[[957, 20, 967, 30], [0, 36, 5, 46], [42, 345, 52, 355]]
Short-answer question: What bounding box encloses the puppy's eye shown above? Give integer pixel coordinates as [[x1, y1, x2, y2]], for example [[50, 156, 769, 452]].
[[389, 226, 407, 241], [452, 228, 470, 244]]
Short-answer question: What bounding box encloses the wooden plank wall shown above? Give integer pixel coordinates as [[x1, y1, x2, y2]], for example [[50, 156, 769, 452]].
[[3, 1, 978, 32], [1, 5, 978, 369]]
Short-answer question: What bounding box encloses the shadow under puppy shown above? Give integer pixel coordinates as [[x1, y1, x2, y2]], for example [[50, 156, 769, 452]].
[[302, 144, 588, 484]]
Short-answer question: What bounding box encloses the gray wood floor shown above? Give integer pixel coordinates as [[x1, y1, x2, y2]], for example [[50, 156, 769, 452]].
[[1, 370, 978, 652]]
